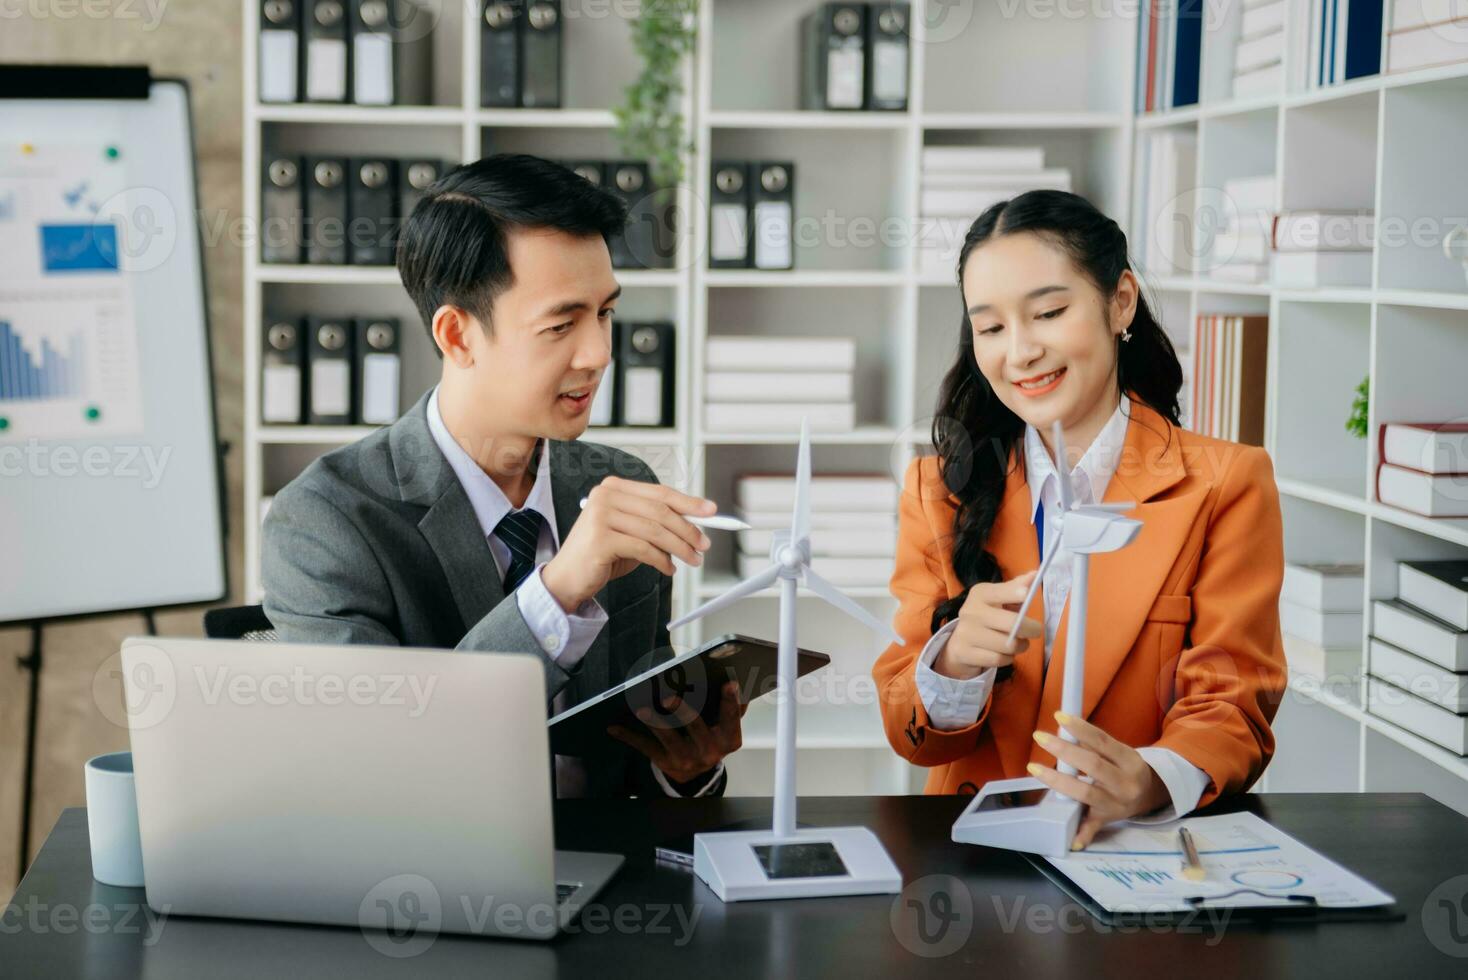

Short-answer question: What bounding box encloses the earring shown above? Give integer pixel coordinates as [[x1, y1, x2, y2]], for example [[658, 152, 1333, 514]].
[[1121, 329, 1132, 342]]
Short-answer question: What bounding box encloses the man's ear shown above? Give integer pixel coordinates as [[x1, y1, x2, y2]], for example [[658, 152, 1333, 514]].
[[432, 305, 477, 368]]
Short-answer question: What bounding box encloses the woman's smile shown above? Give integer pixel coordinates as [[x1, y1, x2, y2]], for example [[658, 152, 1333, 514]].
[[1013, 367, 1067, 396]]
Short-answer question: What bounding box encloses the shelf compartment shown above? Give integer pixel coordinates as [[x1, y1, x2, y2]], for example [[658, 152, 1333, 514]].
[[920, 0, 1132, 114], [1378, 73, 1468, 294], [704, 285, 911, 433], [1271, 300, 1371, 498]]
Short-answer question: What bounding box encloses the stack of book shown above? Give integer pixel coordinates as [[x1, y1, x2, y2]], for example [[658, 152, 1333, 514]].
[[1209, 174, 1277, 282], [1367, 559, 1468, 755], [915, 146, 1069, 280], [735, 474, 898, 588], [1387, 0, 1468, 73], [1135, 0, 1204, 112], [1292, 0, 1385, 89], [1233, 0, 1287, 98], [1136, 130, 1199, 277], [1376, 421, 1468, 518], [1270, 209, 1375, 287], [704, 336, 857, 434], [1280, 561, 1366, 678], [1189, 314, 1268, 444]]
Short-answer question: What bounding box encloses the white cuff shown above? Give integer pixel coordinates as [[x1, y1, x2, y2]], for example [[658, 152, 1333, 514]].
[[913, 619, 996, 731], [652, 760, 725, 798], [515, 565, 608, 670], [1126, 747, 1211, 824]]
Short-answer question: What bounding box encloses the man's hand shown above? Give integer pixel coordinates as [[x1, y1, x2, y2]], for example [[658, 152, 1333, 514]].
[[607, 681, 747, 785], [1025, 711, 1173, 849], [541, 477, 717, 612]]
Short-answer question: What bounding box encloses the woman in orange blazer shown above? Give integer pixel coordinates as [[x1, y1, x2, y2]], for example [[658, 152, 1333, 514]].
[[875, 190, 1287, 847]]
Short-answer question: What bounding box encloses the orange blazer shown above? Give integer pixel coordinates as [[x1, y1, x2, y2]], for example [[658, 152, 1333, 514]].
[[874, 397, 1287, 809]]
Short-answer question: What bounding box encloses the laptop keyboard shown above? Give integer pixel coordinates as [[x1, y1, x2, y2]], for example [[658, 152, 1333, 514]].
[[556, 881, 580, 904]]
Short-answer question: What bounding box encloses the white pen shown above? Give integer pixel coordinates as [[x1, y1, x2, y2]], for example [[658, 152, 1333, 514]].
[[577, 497, 750, 531]]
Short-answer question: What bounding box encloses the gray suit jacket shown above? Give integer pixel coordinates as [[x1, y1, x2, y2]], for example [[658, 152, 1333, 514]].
[[261, 391, 723, 799]]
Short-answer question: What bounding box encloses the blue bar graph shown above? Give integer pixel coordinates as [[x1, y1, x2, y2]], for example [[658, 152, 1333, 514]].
[[0, 321, 84, 401], [1095, 867, 1174, 891]]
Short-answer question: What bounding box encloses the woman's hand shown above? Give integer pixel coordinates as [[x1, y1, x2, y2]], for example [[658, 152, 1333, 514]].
[[1025, 710, 1171, 849], [931, 570, 1044, 680]]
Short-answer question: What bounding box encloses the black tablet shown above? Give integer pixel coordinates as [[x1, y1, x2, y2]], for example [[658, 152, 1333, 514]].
[[547, 633, 831, 757]]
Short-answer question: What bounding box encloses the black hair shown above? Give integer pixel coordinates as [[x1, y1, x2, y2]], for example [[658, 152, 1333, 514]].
[[395, 153, 628, 352], [927, 189, 1183, 634]]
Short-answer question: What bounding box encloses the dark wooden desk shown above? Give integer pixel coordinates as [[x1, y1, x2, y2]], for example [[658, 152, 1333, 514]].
[[3, 794, 1467, 978]]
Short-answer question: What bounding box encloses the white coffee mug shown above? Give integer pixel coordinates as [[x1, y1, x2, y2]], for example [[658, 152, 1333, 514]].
[[84, 751, 145, 888]]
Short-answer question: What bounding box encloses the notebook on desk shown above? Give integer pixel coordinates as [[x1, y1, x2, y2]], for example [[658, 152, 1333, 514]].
[[1027, 811, 1402, 925]]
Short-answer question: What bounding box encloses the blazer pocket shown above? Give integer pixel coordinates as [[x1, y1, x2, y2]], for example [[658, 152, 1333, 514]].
[[1146, 594, 1193, 725], [1146, 594, 1192, 624]]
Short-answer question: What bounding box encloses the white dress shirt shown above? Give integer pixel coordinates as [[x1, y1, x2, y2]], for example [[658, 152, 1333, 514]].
[[426, 387, 722, 798], [912, 393, 1211, 823]]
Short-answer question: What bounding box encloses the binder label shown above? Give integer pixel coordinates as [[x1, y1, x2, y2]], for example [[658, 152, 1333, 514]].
[[623, 366, 662, 426], [259, 30, 299, 103], [353, 33, 394, 105], [360, 352, 400, 424], [827, 48, 863, 108], [262, 364, 302, 424], [305, 38, 347, 102], [872, 43, 907, 102], [753, 201, 793, 270], [710, 203, 749, 262], [311, 359, 351, 416]]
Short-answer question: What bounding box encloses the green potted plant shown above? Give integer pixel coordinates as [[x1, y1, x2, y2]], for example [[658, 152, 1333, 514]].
[[614, 0, 698, 188], [1346, 376, 1369, 439]]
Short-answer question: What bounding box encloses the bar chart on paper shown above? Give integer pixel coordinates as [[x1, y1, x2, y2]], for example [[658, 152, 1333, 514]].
[[1044, 812, 1395, 914]]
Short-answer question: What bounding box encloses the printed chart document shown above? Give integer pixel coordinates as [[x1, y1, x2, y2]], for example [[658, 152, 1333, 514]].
[[1041, 812, 1394, 915]]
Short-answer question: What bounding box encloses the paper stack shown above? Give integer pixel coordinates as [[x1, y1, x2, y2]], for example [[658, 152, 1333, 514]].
[[1233, 0, 1287, 98], [1367, 559, 1468, 755], [1209, 174, 1276, 282], [735, 474, 898, 588], [1280, 561, 1365, 677], [915, 145, 1070, 280], [1270, 209, 1375, 287], [1386, 0, 1465, 74], [704, 336, 857, 434]]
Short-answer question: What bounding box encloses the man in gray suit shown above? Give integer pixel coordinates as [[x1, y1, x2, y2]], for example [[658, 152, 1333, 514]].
[[263, 154, 741, 799]]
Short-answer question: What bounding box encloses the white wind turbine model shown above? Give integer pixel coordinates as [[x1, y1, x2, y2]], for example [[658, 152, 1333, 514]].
[[951, 420, 1142, 858], [667, 418, 906, 902]]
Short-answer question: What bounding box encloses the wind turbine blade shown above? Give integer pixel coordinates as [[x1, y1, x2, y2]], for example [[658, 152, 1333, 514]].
[[666, 564, 782, 631], [1005, 526, 1065, 645], [792, 416, 812, 543], [1051, 419, 1074, 512], [803, 568, 904, 646]]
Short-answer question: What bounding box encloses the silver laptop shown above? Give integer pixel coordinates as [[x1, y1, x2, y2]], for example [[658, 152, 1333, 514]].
[[120, 636, 622, 941]]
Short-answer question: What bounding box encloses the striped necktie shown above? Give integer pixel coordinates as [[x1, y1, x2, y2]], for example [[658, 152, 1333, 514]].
[[493, 509, 546, 593]]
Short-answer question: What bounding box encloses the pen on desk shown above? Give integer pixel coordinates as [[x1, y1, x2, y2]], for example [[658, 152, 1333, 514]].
[[1178, 827, 1205, 882], [577, 496, 750, 531]]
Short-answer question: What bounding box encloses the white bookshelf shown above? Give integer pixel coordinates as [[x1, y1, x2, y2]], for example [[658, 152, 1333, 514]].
[[242, 2, 1467, 804], [1134, 0, 1468, 814]]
